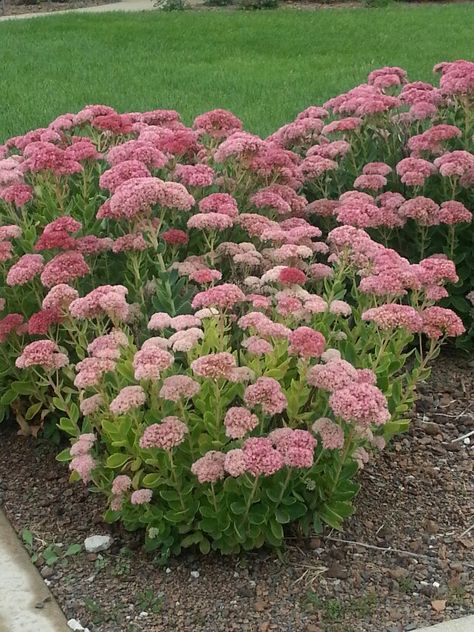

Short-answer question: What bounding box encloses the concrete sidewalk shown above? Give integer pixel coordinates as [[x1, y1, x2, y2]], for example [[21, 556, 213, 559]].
[[415, 617, 474, 632], [0, 511, 69, 632], [0, 0, 155, 21]]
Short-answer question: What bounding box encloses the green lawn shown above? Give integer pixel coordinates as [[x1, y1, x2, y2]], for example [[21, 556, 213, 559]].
[[1, 5, 473, 141]]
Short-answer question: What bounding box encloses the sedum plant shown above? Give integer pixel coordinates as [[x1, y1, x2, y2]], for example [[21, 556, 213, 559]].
[[0, 59, 472, 556]]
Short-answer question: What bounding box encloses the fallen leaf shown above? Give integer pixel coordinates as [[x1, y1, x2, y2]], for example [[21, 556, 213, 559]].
[[431, 600, 446, 612]]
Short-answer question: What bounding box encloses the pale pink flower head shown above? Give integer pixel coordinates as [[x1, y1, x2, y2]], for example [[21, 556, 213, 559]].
[[241, 336, 273, 356], [312, 418, 345, 450], [418, 256, 458, 285], [69, 285, 129, 321], [6, 254, 44, 286], [109, 385, 146, 415], [321, 348, 341, 363], [133, 346, 174, 380], [398, 196, 440, 226], [69, 433, 96, 457], [191, 352, 237, 380], [357, 368, 377, 385], [244, 377, 287, 416], [131, 489, 153, 505], [307, 360, 358, 392], [434, 150, 474, 178], [309, 263, 334, 281], [187, 212, 233, 232], [189, 268, 223, 284], [107, 140, 168, 169], [305, 198, 339, 219], [74, 357, 116, 389], [421, 307, 465, 339], [169, 315, 202, 331], [299, 155, 338, 181], [362, 162, 392, 176], [288, 327, 325, 358], [0, 183, 33, 207], [148, 312, 172, 330], [191, 283, 245, 311], [270, 428, 316, 468], [224, 449, 247, 477], [330, 382, 390, 427], [329, 300, 352, 317], [437, 201, 472, 225], [111, 475, 132, 496], [368, 65, 407, 86], [224, 406, 259, 439], [169, 327, 204, 353], [174, 164, 215, 188], [80, 394, 103, 416], [322, 117, 362, 135], [69, 454, 95, 484], [159, 375, 200, 402], [16, 340, 68, 371], [87, 330, 128, 360], [139, 417, 188, 450], [0, 224, 22, 241], [199, 193, 239, 218], [396, 157, 436, 187], [193, 109, 243, 139], [242, 437, 284, 477], [191, 451, 226, 483], [112, 233, 148, 253], [362, 304, 423, 333], [353, 174, 386, 191], [214, 131, 265, 163]]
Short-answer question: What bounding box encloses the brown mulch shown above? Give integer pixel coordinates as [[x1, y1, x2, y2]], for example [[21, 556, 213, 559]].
[[1, 0, 116, 17], [0, 350, 473, 632]]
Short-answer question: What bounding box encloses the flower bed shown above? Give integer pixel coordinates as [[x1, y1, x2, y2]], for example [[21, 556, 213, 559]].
[[0, 59, 472, 557]]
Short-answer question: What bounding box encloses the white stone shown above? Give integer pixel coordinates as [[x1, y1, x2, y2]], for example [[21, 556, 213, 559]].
[[67, 620, 85, 631], [83, 535, 113, 553], [190, 570, 200, 579]]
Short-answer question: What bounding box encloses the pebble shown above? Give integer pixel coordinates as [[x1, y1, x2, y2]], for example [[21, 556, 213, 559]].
[[190, 570, 200, 579], [83, 535, 113, 553], [67, 620, 90, 632], [40, 566, 54, 579], [325, 562, 348, 580]]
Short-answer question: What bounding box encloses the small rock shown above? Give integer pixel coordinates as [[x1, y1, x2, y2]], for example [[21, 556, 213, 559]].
[[254, 600, 267, 612], [431, 599, 446, 612], [67, 621, 89, 632], [40, 566, 54, 579], [425, 520, 439, 535], [389, 566, 409, 580], [421, 422, 441, 436], [190, 570, 200, 579], [325, 562, 348, 580], [306, 626, 324, 632], [84, 535, 112, 554]]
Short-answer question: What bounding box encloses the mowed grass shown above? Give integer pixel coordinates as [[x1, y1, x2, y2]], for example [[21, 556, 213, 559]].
[[1, 5, 473, 140]]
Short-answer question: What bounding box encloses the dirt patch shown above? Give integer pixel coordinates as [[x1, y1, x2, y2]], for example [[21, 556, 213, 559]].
[[0, 350, 472, 632], [1, 0, 117, 17]]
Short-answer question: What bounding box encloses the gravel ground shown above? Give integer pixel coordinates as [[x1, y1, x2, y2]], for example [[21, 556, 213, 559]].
[[0, 351, 472, 632]]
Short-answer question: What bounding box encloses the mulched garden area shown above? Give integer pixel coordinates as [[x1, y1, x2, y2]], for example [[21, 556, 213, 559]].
[[1, 0, 116, 16], [0, 351, 472, 632]]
